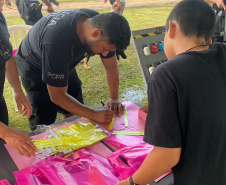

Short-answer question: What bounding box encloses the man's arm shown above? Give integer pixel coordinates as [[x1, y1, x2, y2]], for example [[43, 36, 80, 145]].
[[47, 85, 114, 124], [5, 55, 32, 117], [101, 55, 124, 115], [205, 0, 226, 9], [40, 0, 54, 13], [0, 121, 37, 157], [116, 146, 181, 185]]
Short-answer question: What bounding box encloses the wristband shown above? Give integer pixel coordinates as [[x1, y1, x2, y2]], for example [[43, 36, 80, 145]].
[[129, 176, 139, 185]]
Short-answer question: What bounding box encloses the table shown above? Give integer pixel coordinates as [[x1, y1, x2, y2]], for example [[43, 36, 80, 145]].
[[0, 105, 174, 185]]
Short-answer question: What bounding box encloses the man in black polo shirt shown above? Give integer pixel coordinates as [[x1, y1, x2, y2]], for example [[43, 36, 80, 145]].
[[117, 0, 226, 185], [15, 9, 131, 131]]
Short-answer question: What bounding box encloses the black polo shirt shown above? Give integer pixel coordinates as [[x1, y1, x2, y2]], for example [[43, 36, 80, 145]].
[[17, 9, 115, 87]]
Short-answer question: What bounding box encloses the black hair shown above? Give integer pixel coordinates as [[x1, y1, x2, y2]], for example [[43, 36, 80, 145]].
[[166, 0, 216, 41], [91, 12, 131, 50]]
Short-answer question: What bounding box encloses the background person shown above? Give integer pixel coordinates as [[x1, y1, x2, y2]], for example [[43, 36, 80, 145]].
[[117, 0, 226, 184], [103, 0, 127, 60], [205, 0, 226, 42], [103, 0, 126, 15], [15, 9, 131, 131], [15, 0, 55, 26], [205, 0, 226, 9], [0, 0, 37, 157]]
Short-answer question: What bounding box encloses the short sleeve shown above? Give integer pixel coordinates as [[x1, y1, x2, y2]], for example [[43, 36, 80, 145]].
[[143, 73, 182, 148], [100, 50, 116, 59], [42, 44, 70, 87], [0, 13, 13, 65]]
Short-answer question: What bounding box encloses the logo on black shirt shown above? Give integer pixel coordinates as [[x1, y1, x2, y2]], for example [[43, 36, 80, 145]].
[[46, 11, 70, 26], [48, 72, 64, 80], [0, 40, 11, 59]]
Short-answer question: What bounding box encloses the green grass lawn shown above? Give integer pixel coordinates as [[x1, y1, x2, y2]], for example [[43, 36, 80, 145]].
[[4, 3, 175, 132]]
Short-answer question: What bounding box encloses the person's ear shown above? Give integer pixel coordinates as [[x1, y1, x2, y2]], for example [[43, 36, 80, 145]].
[[91, 29, 102, 39], [168, 21, 176, 39]]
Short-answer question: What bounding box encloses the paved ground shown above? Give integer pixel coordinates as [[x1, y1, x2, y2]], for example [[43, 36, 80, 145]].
[[3, 0, 180, 17]]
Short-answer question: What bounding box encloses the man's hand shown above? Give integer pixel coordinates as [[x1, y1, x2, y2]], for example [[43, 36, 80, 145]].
[[3, 128, 37, 157], [15, 92, 32, 117], [92, 109, 114, 124], [47, 5, 54, 13], [106, 99, 124, 116], [116, 178, 130, 185]]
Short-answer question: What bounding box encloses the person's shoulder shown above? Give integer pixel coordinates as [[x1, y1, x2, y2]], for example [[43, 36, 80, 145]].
[[78, 9, 99, 17], [154, 54, 189, 71], [151, 53, 193, 79]]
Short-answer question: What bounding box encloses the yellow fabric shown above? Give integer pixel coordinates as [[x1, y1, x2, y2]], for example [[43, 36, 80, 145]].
[[113, 130, 144, 135], [33, 120, 108, 155]]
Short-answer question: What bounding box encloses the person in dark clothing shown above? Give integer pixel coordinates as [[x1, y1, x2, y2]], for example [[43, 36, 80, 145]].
[[0, 1, 37, 157], [117, 0, 226, 185], [205, 0, 226, 10], [15, 9, 131, 131], [205, 0, 226, 42], [15, 0, 55, 26]]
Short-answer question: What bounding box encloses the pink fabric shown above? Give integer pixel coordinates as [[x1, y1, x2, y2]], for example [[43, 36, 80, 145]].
[[0, 180, 11, 185], [107, 142, 154, 180], [4, 118, 87, 170], [36, 160, 66, 185], [5, 145, 42, 171], [88, 102, 146, 155], [14, 166, 52, 185], [53, 149, 119, 185], [105, 135, 144, 148], [154, 170, 172, 182], [5, 102, 143, 170], [7, 102, 169, 184], [107, 142, 172, 182], [6, 102, 173, 184], [14, 149, 119, 185], [104, 101, 146, 148], [100, 101, 145, 131], [4, 131, 51, 170]]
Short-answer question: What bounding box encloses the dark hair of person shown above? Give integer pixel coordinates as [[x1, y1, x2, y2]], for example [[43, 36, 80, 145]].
[[91, 12, 131, 50], [166, 0, 216, 41]]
